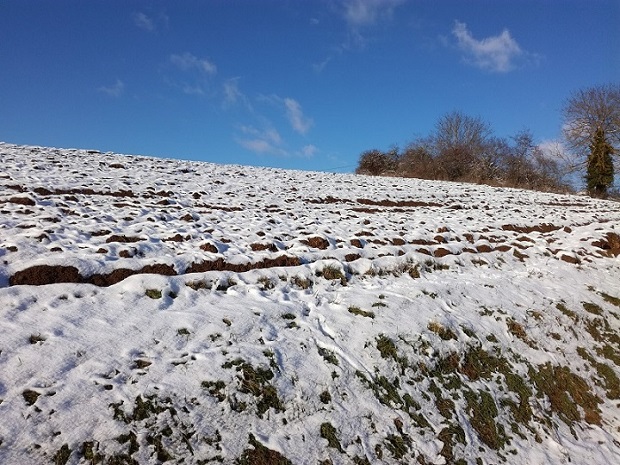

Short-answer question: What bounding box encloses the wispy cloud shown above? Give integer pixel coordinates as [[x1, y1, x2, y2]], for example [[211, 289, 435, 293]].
[[222, 77, 253, 110], [133, 12, 155, 32], [300, 144, 319, 157], [283, 98, 313, 135], [312, 56, 332, 73], [237, 125, 287, 156], [170, 52, 217, 76], [452, 21, 523, 73], [180, 84, 205, 96], [228, 87, 315, 158], [98, 79, 124, 97], [537, 139, 570, 164], [315, 0, 403, 72], [132, 11, 168, 32], [342, 0, 404, 28], [259, 95, 313, 135]]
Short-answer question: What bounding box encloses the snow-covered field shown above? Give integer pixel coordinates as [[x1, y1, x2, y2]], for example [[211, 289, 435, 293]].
[[1, 141, 619, 464]]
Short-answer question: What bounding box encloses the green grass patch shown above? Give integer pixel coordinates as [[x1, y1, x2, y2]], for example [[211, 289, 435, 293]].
[[600, 292, 620, 307], [320, 423, 343, 452], [556, 302, 577, 321], [29, 333, 46, 344], [202, 380, 227, 402], [238, 433, 293, 465], [464, 390, 507, 450], [428, 321, 457, 341], [577, 347, 620, 400], [224, 361, 284, 418], [376, 335, 398, 361], [317, 346, 339, 366], [583, 302, 603, 315], [348, 306, 375, 318], [145, 289, 162, 299], [319, 390, 332, 404], [529, 363, 602, 428]]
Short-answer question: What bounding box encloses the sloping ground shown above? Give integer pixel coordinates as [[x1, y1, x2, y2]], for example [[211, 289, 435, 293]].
[[0, 142, 619, 464]]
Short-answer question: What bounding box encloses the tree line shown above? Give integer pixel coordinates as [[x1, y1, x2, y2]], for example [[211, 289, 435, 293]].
[[355, 83, 620, 198]]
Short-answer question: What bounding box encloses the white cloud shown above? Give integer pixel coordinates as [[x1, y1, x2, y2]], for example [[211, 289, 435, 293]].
[[301, 144, 318, 157], [256, 95, 314, 135], [170, 52, 217, 75], [283, 98, 313, 135], [223, 79, 242, 105], [222, 77, 252, 110], [132, 11, 168, 32], [238, 138, 276, 154], [240, 126, 282, 145], [312, 56, 332, 73], [181, 84, 205, 96], [452, 21, 523, 73], [314, 0, 403, 70], [237, 126, 288, 156], [98, 79, 124, 97], [342, 0, 404, 28], [537, 139, 571, 163], [133, 12, 155, 32]]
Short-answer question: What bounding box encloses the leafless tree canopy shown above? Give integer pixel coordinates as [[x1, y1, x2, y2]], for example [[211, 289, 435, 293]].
[[355, 112, 569, 192], [433, 111, 492, 155], [563, 83, 620, 152]]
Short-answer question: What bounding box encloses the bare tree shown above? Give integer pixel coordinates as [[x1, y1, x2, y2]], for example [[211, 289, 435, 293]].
[[398, 139, 435, 179], [432, 111, 493, 182], [563, 84, 620, 152], [562, 84, 620, 194], [355, 149, 399, 176], [433, 111, 492, 155]]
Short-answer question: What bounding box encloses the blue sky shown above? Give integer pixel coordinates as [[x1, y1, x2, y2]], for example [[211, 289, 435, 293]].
[[1, 1, 618, 172]]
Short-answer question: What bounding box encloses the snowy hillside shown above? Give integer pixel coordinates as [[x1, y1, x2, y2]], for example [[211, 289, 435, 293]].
[[1, 141, 619, 464]]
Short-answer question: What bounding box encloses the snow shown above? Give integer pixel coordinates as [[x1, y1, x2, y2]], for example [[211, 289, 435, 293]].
[[1, 141, 619, 464]]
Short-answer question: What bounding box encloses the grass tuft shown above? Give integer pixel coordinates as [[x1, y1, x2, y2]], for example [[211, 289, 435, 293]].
[[348, 306, 375, 318], [600, 292, 620, 307], [529, 363, 602, 428], [145, 289, 162, 299], [318, 347, 339, 366], [237, 434, 293, 465], [320, 423, 343, 452], [583, 302, 603, 315], [53, 444, 71, 465], [428, 321, 457, 340]]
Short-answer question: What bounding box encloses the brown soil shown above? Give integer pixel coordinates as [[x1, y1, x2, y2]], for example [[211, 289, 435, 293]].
[[185, 255, 302, 274], [501, 224, 561, 234], [250, 243, 279, 252], [31, 187, 135, 198], [560, 254, 580, 264], [306, 196, 352, 204], [592, 232, 620, 256], [301, 237, 330, 250], [163, 234, 187, 242], [356, 198, 442, 207], [106, 235, 144, 243], [199, 204, 243, 212], [9, 197, 36, 206], [199, 242, 219, 253], [433, 248, 453, 258], [350, 239, 363, 248], [10, 265, 82, 286]]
